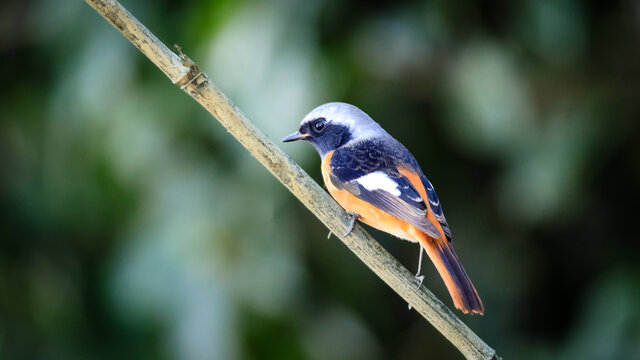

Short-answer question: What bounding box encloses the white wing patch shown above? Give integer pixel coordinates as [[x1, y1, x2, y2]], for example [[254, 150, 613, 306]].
[[356, 171, 401, 196]]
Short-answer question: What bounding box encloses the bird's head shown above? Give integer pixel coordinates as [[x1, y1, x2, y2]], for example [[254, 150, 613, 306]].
[[282, 102, 386, 157]]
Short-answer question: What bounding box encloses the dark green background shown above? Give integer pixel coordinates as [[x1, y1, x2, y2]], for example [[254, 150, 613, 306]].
[[1, 0, 639, 359]]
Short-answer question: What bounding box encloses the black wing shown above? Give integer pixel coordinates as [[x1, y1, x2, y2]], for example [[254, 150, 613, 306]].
[[421, 175, 452, 241], [329, 140, 441, 239]]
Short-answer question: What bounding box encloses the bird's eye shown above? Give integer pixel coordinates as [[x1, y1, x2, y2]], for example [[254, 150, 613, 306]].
[[313, 118, 326, 132]]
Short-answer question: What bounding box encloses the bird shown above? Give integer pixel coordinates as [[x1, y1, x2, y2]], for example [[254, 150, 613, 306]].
[[282, 102, 484, 315]]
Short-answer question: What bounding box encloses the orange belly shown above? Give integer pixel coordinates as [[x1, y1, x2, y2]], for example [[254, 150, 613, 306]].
[[331, 187, 424, 242]]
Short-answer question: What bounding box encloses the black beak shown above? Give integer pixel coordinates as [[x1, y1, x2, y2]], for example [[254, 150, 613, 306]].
[[282, 131, 308, 142]]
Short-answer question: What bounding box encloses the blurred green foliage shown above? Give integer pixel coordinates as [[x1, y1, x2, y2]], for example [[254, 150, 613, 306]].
[[1, 0, 640, 359]]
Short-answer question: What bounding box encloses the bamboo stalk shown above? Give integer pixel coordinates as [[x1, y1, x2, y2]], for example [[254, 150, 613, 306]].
[[84, 1, 499, 359]]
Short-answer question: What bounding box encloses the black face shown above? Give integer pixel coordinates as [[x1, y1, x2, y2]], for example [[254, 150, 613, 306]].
[[300, 117, 327, 137], [297, 117, 352, 156]]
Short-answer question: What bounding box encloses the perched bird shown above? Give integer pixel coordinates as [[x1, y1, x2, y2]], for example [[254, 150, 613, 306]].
[[282, 102, 484, 315]]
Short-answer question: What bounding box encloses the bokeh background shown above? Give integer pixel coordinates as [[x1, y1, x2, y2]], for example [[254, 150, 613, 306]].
[[2, 0, 640, 359]]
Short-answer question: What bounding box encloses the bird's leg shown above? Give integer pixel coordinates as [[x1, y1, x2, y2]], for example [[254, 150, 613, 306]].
[[408, 244, 425, 310], [327, 212, 360, 239], [414, 243, 425, 288], [342, 212, 360, 238]]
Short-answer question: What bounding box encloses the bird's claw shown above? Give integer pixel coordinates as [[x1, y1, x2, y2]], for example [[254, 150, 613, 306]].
[[408, 275, 426, 310], [341, 212, 359, 238], [326, 212, 359, 239]]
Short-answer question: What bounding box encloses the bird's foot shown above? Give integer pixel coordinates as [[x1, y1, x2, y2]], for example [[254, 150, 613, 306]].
[[326, 212, 359, 239], [342, 212, 359, 238], [407, 275, 425, 310]]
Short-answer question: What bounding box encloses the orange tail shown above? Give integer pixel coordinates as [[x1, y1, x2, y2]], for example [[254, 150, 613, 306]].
[[420, 236, 484, 315]]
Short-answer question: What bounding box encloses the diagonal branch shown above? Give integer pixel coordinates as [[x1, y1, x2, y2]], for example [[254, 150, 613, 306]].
[[84, 1, 499, 359]]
